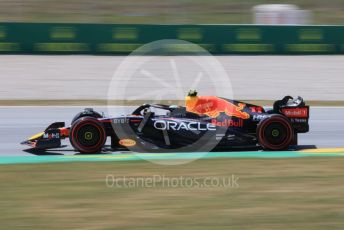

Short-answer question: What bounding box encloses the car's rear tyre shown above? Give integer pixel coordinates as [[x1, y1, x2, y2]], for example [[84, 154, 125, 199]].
[[70, 117, 106, 154], [257, 115, 293, 151]]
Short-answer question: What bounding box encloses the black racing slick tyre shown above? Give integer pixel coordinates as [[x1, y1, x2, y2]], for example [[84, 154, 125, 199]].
[[257, 114, 293, 151], [69, 117, 106, 154], [71, 108, 103, 125]]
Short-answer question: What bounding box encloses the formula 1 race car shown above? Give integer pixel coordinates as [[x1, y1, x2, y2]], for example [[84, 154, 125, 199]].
[[21, 92, 309, 153]]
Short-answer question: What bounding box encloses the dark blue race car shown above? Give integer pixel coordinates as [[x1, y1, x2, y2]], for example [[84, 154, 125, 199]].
[[22, 93, 309, 153]]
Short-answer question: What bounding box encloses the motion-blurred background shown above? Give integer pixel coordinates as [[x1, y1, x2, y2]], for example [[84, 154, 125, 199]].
[[0, 1, 343, 147], [1, 0, 344, 24], [1, 2, 344, 230], [1, 0, 344, 102]]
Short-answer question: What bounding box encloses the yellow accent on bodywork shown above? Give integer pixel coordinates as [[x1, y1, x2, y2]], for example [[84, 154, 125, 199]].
[[28, 132, 44, 141]]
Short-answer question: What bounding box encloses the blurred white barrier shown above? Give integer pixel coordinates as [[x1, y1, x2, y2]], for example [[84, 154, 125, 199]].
[[253, 4, 311, 25]]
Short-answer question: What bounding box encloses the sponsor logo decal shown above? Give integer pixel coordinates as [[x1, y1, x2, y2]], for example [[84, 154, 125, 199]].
[[195, 101, 214, 112], [154, 120, 216, 131], [186, 96, 250, 119], [290, 118, 308, 123], [211, 118, 244, 127], [281, 107, 308, 118], [252, 114, 269, 121], [119, 139, 136, 147], [43, 133, 60, 139], [113, 118, 130, 124]]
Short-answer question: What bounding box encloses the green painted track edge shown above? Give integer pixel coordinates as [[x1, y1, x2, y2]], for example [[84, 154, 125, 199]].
[[0, 151, 343, 165]]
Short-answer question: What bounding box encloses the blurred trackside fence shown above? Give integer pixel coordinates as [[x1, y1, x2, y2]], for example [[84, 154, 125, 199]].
[[0, 22, 343, 55]]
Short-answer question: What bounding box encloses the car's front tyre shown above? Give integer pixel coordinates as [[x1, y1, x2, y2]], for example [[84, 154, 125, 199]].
[[69, 117, 106, 154], [71, 108, 103, 125]]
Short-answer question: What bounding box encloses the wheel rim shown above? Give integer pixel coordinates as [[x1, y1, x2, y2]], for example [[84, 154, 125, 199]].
[[264, 122, 288, 146], [75, 124, 101, 147]]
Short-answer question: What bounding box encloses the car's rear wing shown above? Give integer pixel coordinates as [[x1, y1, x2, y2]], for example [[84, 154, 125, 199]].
[[273, 96, 309, 133]]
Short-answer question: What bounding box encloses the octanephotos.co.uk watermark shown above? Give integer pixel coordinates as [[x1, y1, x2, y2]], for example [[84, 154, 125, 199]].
[[105, 174, 239, 189]]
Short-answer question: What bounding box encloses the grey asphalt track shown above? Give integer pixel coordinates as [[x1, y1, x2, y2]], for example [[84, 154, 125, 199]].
[[1, 55, 344, 101], [0, 106, 343, 156]]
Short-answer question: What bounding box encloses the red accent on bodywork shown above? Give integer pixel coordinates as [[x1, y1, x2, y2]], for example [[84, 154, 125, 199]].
[[250, 106, 263, 113], [99, 119, 112, 123], [59, 127, 70, 137], [30, 141, 37, 148]]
